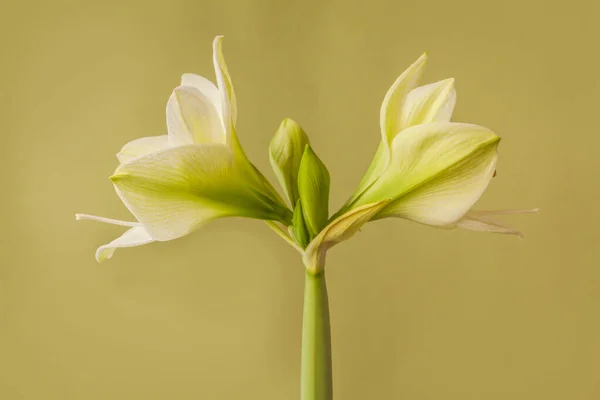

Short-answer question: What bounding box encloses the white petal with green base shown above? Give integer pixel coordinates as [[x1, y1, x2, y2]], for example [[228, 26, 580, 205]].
[[75, 214, 155, 262], [357, 122, 500, 226], [111, 143, 291, 242]]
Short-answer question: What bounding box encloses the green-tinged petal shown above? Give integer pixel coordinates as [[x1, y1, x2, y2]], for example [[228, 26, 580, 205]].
[[209, 37, 284, 211], [166, 85, 225, 146], [400, 78, 456, 128], [111, 144, 289, 241], [95, 226, 155, 263], [357, 122, 500, 226], [75, 214, 153, 262], [380, 52, 428, 146], [455, 209, 539, 238], [211, 36, 252, 166], [181, 73, 221, 116], [298, 146, 330, 238], [303, 200, 390, 274], [341, 53, 428, 211], [269, 118, 310, 206], [213, 36, 237, 134], [292, 201, 310, 249], [116, 135, 170, 164], [334, 143, 385, 219]]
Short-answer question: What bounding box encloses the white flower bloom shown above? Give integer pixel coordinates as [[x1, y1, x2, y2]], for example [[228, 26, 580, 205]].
[[334, 53, 535, 243], [77, 36, 290, 262]]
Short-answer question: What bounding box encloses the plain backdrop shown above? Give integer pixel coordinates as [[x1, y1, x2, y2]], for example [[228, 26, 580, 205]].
[[1, 0, 599, 399]]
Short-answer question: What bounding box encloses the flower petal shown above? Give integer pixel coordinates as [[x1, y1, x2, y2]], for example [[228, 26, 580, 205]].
[[303, 200, 391, 273], [111, 144, 288, 241], [116, 135, 170, 164], [358, 122, 500, 226], [345, 53, 428, 209], [380, 53, 428, 147], [95, 226, 155, 263], [400, 78, 456, 128], [75, 214, 153, 262], [181, 73, 221, 116], [213, 36, 237, 135], [456, 209, 539, 238], [210, 37, 255, 172], [166, 85, 225, 146]]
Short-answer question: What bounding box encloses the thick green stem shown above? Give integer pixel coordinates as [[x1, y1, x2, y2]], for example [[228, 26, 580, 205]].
[[301, 270, 333, 400]]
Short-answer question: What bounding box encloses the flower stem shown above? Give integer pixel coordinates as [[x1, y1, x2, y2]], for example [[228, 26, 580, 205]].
[[301, 269, 333, 400]]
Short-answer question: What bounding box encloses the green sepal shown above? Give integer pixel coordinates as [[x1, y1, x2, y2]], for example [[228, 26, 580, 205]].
[[298, 145, 330, 238]]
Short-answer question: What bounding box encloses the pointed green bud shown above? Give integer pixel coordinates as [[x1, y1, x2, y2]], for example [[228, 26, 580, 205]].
[[291, 201, 310, 249], [269, 118, 310, 206], [298, 145, 330, 238]]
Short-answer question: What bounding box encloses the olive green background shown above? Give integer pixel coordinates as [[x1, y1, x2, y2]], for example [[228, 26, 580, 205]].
[[1, 0, 599, 398]]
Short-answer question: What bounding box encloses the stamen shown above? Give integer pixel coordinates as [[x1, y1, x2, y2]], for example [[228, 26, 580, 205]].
[[75, 214, 139, 227]]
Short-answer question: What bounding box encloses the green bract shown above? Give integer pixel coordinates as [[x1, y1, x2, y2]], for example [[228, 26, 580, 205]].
[[77, 38, 535, 266]]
